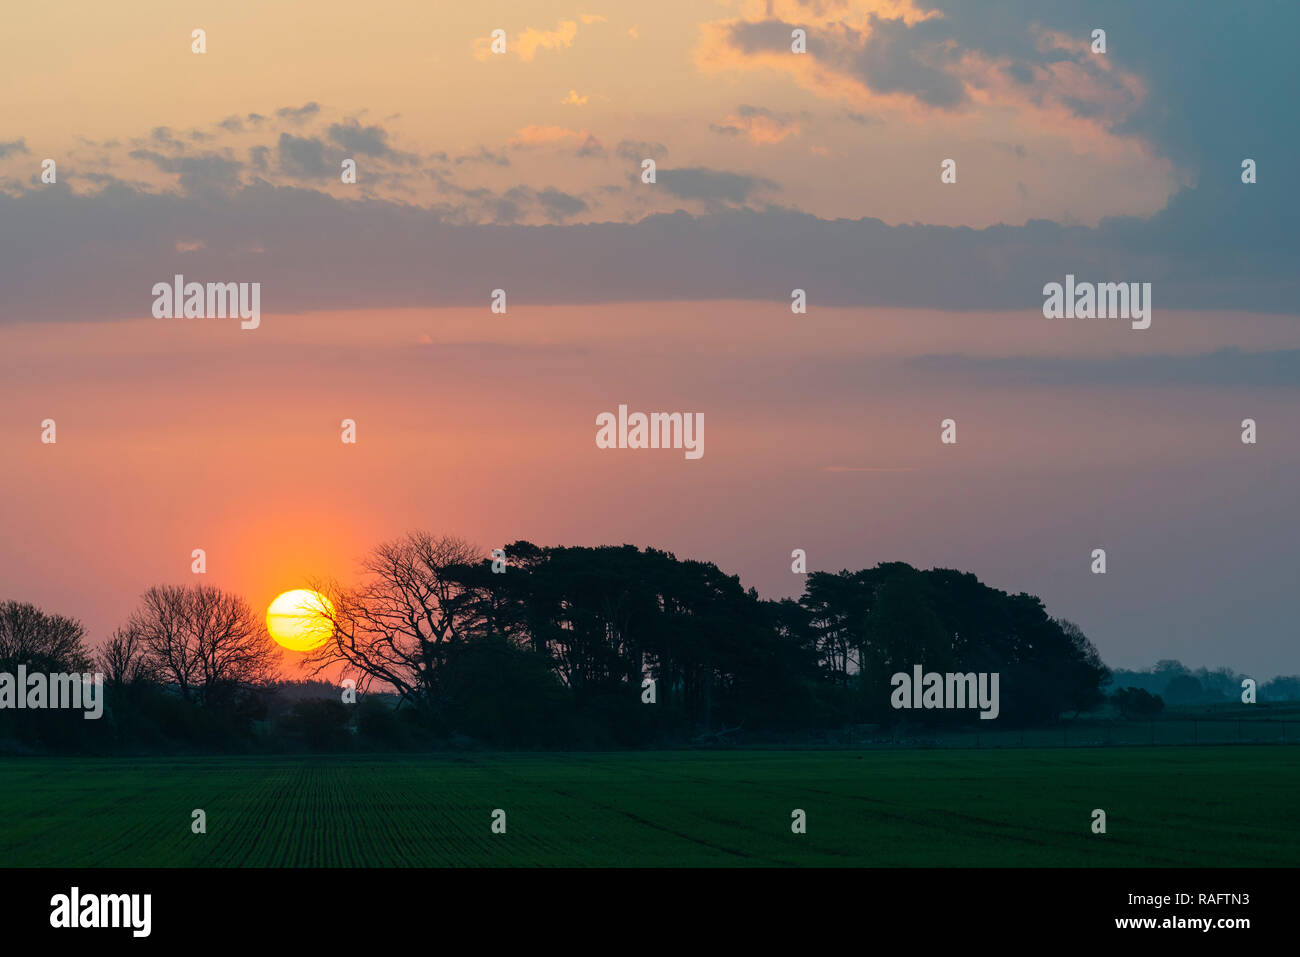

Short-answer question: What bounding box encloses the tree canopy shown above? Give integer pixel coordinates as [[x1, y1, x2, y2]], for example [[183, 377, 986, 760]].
[[2, 537, 1120, 751]]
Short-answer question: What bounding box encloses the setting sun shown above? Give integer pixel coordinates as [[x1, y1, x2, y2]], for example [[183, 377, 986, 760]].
[[266, 589, 335, 652]]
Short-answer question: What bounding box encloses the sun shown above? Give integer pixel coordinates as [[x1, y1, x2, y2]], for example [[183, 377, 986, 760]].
[[266, 589, 335, 652]]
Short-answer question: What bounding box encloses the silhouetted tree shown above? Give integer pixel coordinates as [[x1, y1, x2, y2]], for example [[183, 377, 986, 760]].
[[1114, 686, 1165, 719], [129, 584, 278, 706], [284, 698, 352, 750], [0, 601, 94, 748], [303, 533, 484, 713], [96, 626, 154, 687], [1163, 673, 1207, 706], [0, 600, 91, 672], [438, 636, 572, 747], [1262, 675, 1300, 702], [1055, 619, 1110, 717], [306, 539, 1114, 739]]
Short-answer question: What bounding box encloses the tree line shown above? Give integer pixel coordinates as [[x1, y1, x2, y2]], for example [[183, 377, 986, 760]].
[[1107, 659, 1298, 706], [3, 532, 1130, 752]]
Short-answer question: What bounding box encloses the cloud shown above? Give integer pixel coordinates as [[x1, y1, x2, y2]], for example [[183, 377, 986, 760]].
[[453, 146, 511, 167], [851, 13, 970, 108], [562, 90, 589, 106], [0, 139, 28, 158], [696, 1, 1146, 137], [498, 185, 591, 222], [150, 126, 181, 148], [77, 107, 421, 194], [327, 119, 392, 157], [616, 139, 668, 162], [276, 133, 329, 177], [275, 103, 321, 124], [126, 149, 244, 193], [0, 174, 1295, 323], [516, 20, 579, 59], [3, 106, 751, 222], [658, 167, 779, 204], [537, 187, 589, 219], [3, 6, 1297, 319], [492, 196, 522, 223], [710, 105, 805, 144], [248, 145, 270, 172], [474, 19, 583, 61], [118, 107, 584, 223]]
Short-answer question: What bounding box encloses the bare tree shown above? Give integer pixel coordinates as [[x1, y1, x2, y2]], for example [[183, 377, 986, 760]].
[[303, 532, 483, 709], [0, 600, 91, 671], [96, 626, 154, 686], [129, 584, 278, 704]]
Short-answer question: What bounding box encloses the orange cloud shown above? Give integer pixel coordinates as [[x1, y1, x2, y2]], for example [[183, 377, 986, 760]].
[[474, 19, 581, 62], [717, 0, 941, 25], [712, 108, 802, 145]]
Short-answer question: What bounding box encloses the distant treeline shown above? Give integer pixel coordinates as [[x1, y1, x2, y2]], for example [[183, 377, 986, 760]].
[[1106, 660, 1297, 706], [1, 534, 1292, 753]]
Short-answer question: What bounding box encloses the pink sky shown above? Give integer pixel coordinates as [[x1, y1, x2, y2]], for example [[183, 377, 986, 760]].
[[2, 304, 1297, 678]]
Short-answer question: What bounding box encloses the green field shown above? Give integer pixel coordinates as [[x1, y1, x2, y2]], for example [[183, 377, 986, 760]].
[[1, 748, 1296, 866]]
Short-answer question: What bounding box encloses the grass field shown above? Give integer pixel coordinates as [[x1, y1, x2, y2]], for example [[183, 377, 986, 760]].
[[1, 747, 1296, 866]]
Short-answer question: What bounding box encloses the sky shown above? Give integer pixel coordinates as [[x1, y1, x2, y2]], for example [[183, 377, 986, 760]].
[[1, 0, 1297, 679]]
